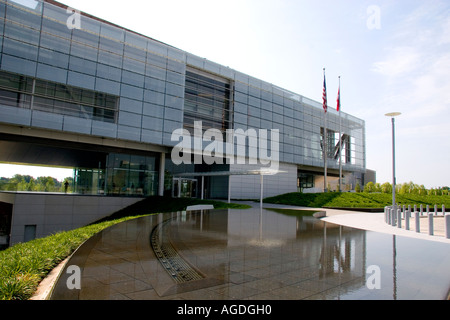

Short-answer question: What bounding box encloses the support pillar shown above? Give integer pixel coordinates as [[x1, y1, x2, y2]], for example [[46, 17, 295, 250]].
[[228, 175, 231, 204], [201, 176, 204, 200], [158, 153, 165, 196], [260, 175, 264, 209]]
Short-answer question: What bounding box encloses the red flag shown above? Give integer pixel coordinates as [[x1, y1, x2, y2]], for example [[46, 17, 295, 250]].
[[337, 85, 340, 112], [322, 73, 327, 113]]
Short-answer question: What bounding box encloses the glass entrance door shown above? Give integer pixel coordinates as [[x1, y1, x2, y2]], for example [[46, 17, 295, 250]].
[[172, 178, 197, 198]]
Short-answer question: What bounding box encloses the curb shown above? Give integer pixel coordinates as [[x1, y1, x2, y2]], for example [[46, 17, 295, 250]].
[[30, 257, 69, 300]]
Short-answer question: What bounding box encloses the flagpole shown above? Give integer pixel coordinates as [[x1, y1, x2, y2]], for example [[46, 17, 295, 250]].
[[338, 76, 342, 192], [323, 68, 328, 193]]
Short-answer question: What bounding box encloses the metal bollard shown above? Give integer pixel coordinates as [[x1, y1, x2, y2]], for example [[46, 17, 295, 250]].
[[397, 209, 402, 229], [405, 209, 410, 230], [434, 204, 438, 216], [415, 211, 420, 233], [391, 208, 396, 226], [446, 214, 450, 239], [413, 204, 417, 213], [428, 213, 434, 235], [426, 204, 429, 214], [420, 204, 423, 216], [442, 205, 445, 216]]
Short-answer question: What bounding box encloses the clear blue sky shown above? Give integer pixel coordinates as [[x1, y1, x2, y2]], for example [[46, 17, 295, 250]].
[[1, 0, 449, 188]]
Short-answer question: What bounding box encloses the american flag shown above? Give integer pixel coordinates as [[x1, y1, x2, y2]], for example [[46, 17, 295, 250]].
[[322, 73, 327, 113]]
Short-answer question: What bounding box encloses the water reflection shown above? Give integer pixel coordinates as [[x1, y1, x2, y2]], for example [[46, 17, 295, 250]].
[[50, 208, 450, 300]]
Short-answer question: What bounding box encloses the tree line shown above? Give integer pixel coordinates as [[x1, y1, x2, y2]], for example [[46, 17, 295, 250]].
[[355, 181, 449, 196], [0, 174, 73, 193]]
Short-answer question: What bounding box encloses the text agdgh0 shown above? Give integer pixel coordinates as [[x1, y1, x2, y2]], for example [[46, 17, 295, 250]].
[[177, 304, 272, 317]]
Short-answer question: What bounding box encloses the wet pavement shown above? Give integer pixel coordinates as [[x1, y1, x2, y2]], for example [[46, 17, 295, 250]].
[[50, 208, 450, 300]]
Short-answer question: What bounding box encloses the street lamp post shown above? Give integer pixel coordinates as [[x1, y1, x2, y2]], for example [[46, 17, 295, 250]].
[[385, 112, 401, 211]]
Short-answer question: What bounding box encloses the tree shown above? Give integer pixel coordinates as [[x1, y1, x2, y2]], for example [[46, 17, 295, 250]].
[[355, 183, 361, 193], [374, 182, 382, 193], [364, 181, 375, 193], [381, 182, 392, 194], [35, 176, 57, 192], [418, 185, 427, 195]]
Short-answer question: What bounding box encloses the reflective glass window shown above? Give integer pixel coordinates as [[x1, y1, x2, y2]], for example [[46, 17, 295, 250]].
[[70, 42, 98, 62], [38, 48, 69, 68], [183, 67, 232, 134], [5, 4, 42, 29], [0, 70, 118, 123], [39, 32, 71, 54], [4, 21, 40, 45]]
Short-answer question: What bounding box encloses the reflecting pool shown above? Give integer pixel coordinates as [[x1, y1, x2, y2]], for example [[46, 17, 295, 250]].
[[50, 208, 450, 300]]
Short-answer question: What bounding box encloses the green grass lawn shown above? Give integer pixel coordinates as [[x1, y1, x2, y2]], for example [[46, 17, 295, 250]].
[[0, 196, 250, 300], [264, 192, 450, 209]]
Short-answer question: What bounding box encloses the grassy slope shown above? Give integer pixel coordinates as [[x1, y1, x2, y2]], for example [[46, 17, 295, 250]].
[[264, 192, 450, 209]]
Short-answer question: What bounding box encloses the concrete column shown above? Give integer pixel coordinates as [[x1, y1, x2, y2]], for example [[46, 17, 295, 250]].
[[397, 209, 402, 228], [415, 211, 420, 233], [442, 205, 445, 215], [201, 176, 204, 200], [260, 175, 264, 208], [434, 204, 438, 215], [158, 153, 165, 196], [391, 208, 396, 226], [228, 175, 231, 204], [420, 204, 423, 215]]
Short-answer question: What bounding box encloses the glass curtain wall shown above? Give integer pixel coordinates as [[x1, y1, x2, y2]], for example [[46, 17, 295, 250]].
[[183, 67, 232, 134], [0, 70, 118, 123], [105, 153, 158, 196], [73, 168, 105, 195]]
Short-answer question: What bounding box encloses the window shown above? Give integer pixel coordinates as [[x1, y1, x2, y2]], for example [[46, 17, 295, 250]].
[[183, 67, 232, 134], [298, 172, 315, 191], [0, 70, 118, 123], [0, 71, 33, 108]]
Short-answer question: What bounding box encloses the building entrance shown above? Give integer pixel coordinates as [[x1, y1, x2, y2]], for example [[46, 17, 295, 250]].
[[172, 178, 198, 198]]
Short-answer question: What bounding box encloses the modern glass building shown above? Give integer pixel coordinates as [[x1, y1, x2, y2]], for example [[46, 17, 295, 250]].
[[0, 0, 367, 200]]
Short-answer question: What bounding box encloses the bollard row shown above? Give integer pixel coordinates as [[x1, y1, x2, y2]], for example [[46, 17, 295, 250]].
[[385, 205, 450, 239]]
